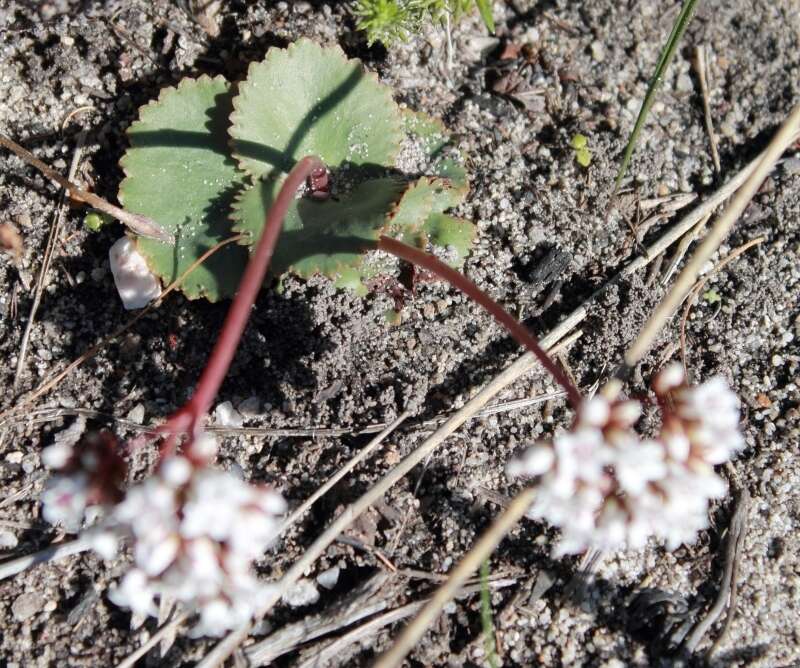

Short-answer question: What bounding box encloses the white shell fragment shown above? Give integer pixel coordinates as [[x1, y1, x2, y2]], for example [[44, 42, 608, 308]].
[[109, 237, 161, 310]]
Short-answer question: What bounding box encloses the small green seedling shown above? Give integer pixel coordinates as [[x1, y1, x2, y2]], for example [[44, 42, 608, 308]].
[[354, 0, 495, 46], [570, 134, 592, 168], [702, 288, 722, 304], [119, 39, 475, 301], [84, 210, 113, 232]]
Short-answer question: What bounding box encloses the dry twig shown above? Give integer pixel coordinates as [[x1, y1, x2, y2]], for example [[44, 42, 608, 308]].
[[682, 488, 749, 654], [12, 128, 87, 389], [694, 45, 721, 174], [0, 133, 172, 242]]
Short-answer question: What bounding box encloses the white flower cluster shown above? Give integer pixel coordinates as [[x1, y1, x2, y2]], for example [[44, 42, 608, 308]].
[[107, 454, 287, 636], [507, 364, 745, 555], [40, 429, 287, 637]]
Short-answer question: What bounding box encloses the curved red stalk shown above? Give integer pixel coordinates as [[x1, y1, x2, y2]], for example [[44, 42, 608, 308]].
[[157, 156, 324, 455], [377, 235, 582, 408]]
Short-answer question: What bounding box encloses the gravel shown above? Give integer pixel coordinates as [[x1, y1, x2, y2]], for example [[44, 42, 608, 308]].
[[0, 0, 798, 665]]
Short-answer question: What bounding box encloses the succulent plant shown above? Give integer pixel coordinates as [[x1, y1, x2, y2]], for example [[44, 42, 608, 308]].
[[119, 38, 474, 302]]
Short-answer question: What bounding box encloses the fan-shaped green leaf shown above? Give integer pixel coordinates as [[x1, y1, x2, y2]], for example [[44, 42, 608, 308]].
[[423, 214, 476, 267], [118, 75, 248, 301], [402, 109, 449, 159], [230, 39, 403, 179], [401, 109, 469, 214], [232, 175, 405, 278]]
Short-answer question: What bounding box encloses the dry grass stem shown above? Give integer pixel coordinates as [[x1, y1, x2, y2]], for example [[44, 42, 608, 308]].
[[625, 103, 800, 367], [0, 536, 90, 580], [661, 212, 711, 285], [694, 45, 722, 174], [13, 128, 87, 389], [0, 133, 172, 242], [374, 489, 537, 668], [280, 411, 409, 535]]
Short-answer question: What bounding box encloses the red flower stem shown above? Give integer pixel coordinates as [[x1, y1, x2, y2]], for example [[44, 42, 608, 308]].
[[377, 235, 582, 408], [157, 156, 324, 452]]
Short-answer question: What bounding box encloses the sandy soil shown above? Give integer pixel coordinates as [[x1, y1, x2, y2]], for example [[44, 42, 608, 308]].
[[0, 1, 798, 666]]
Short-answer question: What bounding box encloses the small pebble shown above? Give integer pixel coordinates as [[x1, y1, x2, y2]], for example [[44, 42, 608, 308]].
[[0, 530, 18, 549], [676, 73, 693, 93], [238, 396, 261, 416], [126, 404, 145, 424], [281, 579, 320, 607], [12, 592, 45, 622], [5, 451, 23, 464], [316, 566, 340, 590], [214, 401, 243, 427]]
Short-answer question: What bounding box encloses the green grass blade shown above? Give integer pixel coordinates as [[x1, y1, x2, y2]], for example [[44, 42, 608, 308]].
[[474, 0, 495, 33], [613, 0, 700, 191], [480, 558, 499, 668]]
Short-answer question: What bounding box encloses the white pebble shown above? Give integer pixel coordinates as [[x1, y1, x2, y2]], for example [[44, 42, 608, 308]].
[[214, 401, 243, 427], [0, 530, 18, 549], [281, 579, 320, 607], [109, 237, 162, 310], [316, 566, 340, 590], [126, 404, 145, 424]]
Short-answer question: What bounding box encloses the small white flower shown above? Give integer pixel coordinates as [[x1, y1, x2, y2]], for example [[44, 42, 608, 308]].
[[610, 400, 642, 428], [86, 527, 119, 560], [193, 433, 219, 460], [551, 427, 611, 493], [40, 473, 90, 533], [612, 438, 666, 495], [109, 569, 157, 617], [678, 377, 744, 463], [41, 443, 73, 470], [580, 396, 611, 427], [161, 456, 192, 486], [505, 444, 554, 478], [653, 362, 685, 395]]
